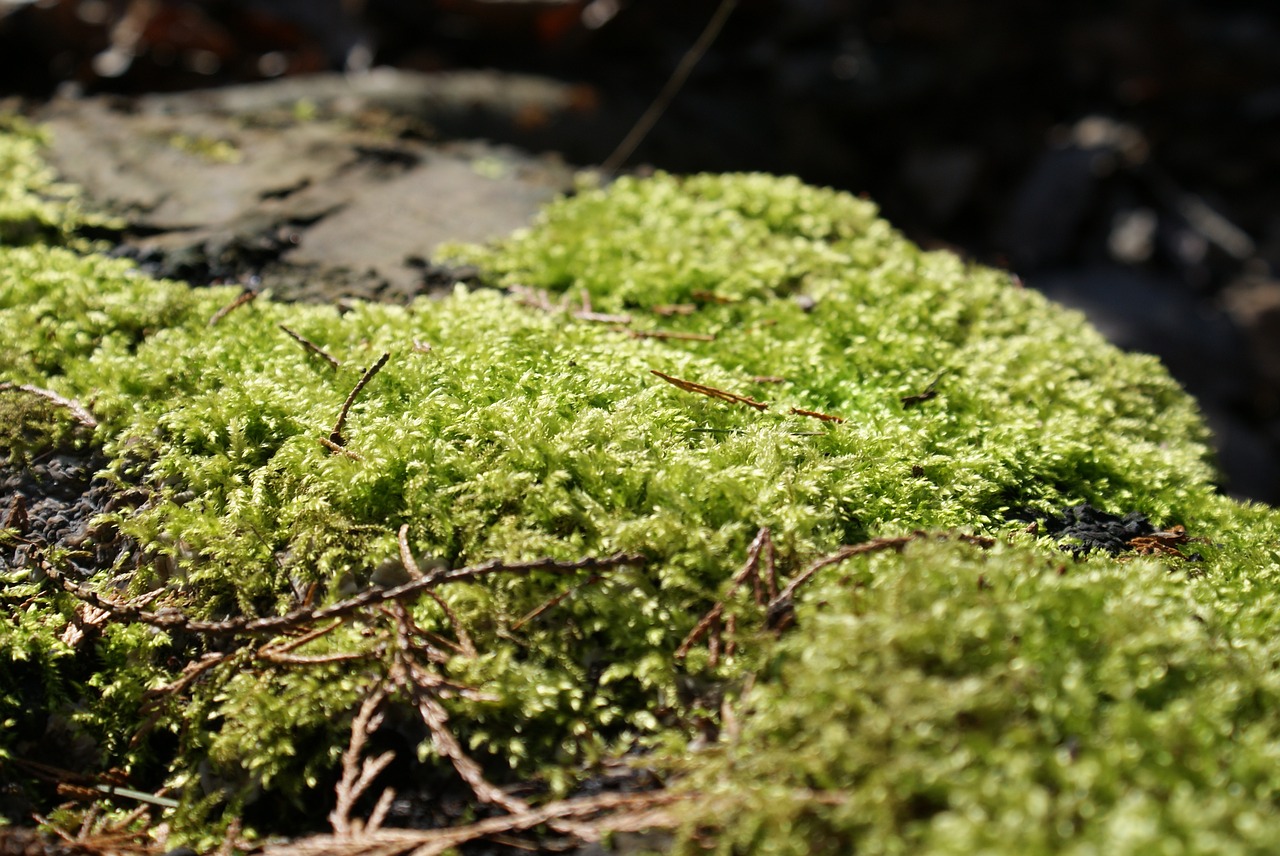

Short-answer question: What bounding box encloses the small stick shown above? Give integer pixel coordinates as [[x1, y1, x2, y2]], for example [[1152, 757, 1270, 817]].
[[318, 436, 363, 460], [789, 407, 845, 423], [601, 0, 740, 175], [511, 574, 603, 631], [43, 549, 648, 638], [901, 372, 944, 408], [329, 351, 390, 447], [629, 330, 716, 342], [676, 528, 771, 661], [751, 376, 787, 384], [208, 289, 257, 327], [400, 524, 475, 657], [0, 382, 98, 428], [278, 324, 339, 369], [650, 370, 768, 411]]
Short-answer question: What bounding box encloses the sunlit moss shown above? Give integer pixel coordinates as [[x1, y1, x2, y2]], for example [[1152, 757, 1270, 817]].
[[2, 128, 1279, 851]]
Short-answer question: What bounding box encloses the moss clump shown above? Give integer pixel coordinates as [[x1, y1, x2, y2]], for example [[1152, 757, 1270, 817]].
[[676, 531, 1280, 855], [2, 129, 1280, 851]]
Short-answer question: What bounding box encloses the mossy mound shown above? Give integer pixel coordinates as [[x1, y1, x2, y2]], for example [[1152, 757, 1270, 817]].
[[3, 124, 1280, 852]]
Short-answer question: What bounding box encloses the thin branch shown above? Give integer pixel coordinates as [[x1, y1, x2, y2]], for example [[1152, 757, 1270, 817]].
[[268, 791, 688, 856], [650, 370, 768, 411], [789, 407, 845, 423], [400, 524, 475, 657], [330, 688, 394, 835], [280, 324, 340, 369], [510, 574, 602, 631], [330, 352, 391, 447], [208, 289, 257, 327], [42, 551, 647, 638], [0, 382, 99, 428], [676, 528, 771, 661], [575, 311, 634, 325], [900, 372, 945, 408], [601, 0, 740, 175], [629, 330, 716, 342], [318, 436, 364, 460]]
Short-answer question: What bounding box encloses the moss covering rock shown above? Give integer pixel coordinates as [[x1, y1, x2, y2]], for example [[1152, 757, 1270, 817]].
[[2, 122, 1280, 852]]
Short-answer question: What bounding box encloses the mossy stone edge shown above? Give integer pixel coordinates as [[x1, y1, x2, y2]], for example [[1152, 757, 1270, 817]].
[[2, 122, 1280, 854]]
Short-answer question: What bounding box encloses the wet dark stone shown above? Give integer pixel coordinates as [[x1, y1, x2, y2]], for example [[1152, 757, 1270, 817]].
[[1028, 503, 1157, 556]]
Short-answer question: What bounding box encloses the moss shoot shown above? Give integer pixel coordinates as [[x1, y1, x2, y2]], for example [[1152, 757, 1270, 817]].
[[2, 124, 1280, 852]]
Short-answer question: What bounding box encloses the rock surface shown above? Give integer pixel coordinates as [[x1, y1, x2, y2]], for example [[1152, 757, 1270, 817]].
[[37, 69, 579, 302]]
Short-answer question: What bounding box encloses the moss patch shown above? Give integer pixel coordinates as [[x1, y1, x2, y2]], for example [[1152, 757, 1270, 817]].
[[2, 126, 1280, 852]]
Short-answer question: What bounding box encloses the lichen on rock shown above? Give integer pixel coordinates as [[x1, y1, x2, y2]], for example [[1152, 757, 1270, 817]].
[[3, 124, 1280, 853]]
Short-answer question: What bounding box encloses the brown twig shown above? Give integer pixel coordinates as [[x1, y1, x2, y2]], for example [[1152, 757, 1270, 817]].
[[329, 352, 390, 447], [900, 372, 945, 408], [330, 688, 395, 836], [629, 330, 716, 342], [510, 574, 603, 631], [279, 324, 340, 369], [601, 0, 740, 175], [318, 436, 364, 460], [789, 407, 845, 423], [0, 382, 99, 428], [650, 370, 768, 411], [399, 524, 475, 657], [42, 551, 647, 638], [268, 791, 688, 856], [208, 289, 257, 327], [575, 311, 634, 325], [676, 528, 773, 661]]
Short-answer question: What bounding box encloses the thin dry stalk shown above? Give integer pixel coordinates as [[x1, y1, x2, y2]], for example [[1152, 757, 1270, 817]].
[[650, 370, 768, 411], [268, 791, 687, 856], [330, 351, 391, 447], [629, 330, 716, 342], [399, 524, 475, 657], [900, 372, 944, 408], [331, 688, 395, 835], [676, 528, 771, 661], [601, 0, 740, 174], [770, 533, 918, 611], [510, 574, 602, 631], [0, 381, 99, 428], [789, 407, 845, 423], [208, 289, 257, 327], [280, 324, 341, 369], [43, 550, 646, 638], [318, 436, 365, 460]]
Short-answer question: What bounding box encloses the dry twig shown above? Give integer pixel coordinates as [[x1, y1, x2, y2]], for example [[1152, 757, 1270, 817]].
[[41, 551, 647, 638], [676, 528, 774, 661], [601, 0, 740, 174], [280, 324, 341, 369], [399, 524, 475, 657], [330, 352, 391, 447], [330, 688, 395, 836], [208, 289, 257, 327], [630, 330, 716, 342], [0, 381, 99, 428], [789, 407, 845, 423], [268, 790, 687, 856], [650, 370, 768, 411]]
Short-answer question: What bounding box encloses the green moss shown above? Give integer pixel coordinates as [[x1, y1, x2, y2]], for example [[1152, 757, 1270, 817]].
[[2, 129, 1279, 851]]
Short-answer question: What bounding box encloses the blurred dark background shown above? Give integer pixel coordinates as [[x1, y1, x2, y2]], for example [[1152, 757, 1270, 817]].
[[1, 0, 1278, 502]]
